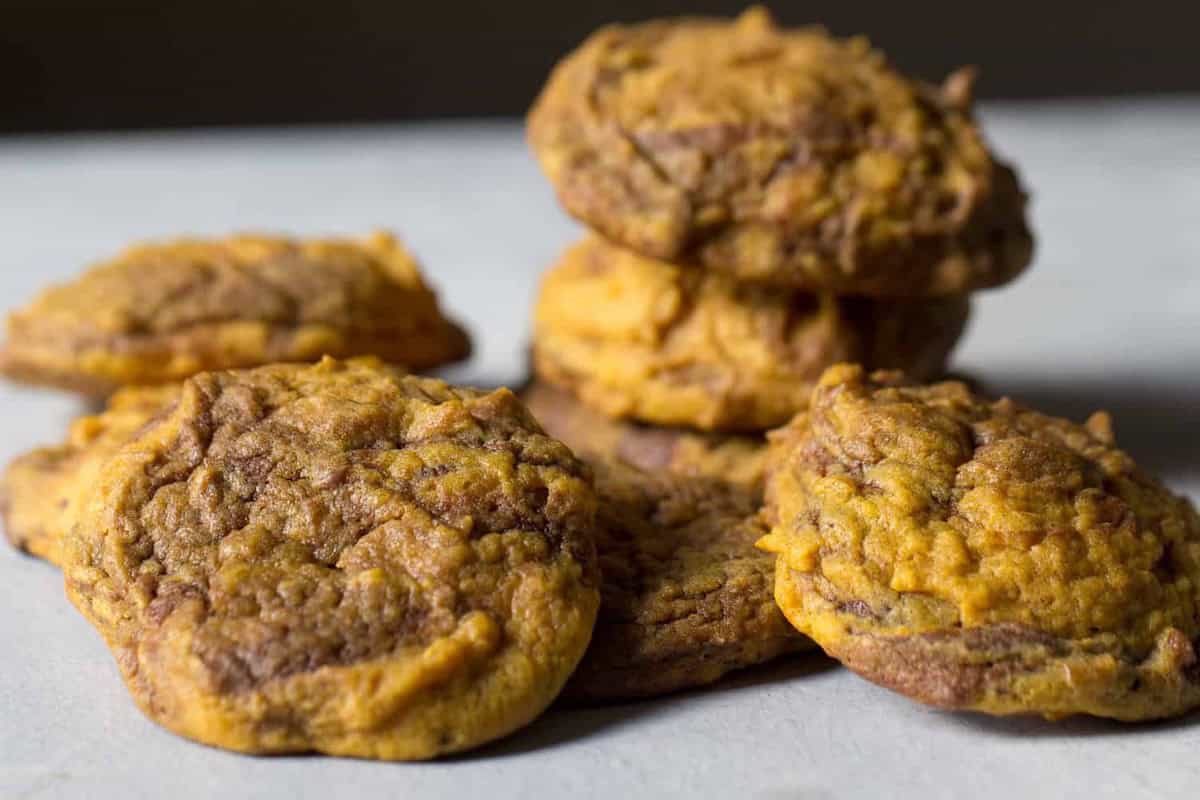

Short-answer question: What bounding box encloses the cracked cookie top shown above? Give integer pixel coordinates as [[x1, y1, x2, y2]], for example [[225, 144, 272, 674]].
[[533, 236, 969, 431], [528, 7, 1033, 295], [0, 232, 470, 396], [62, 358, 599, 759], [759, 364, 1200, 720]]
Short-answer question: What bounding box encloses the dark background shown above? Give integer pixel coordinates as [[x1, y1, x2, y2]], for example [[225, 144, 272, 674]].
[[4, 0, 1198, 133]]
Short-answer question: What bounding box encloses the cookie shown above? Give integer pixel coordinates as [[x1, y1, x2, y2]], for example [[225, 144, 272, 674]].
[[532, 236, 969, 431], [518, 382, 805, 699], [759, 364, 1200, 720], [565, 459, 805, 701], [2, 384, 179, 565], [522, 380, 766, 492], [0, 232, 470, 396], [528, 7, 1033, 295], [61, 358, 599, 759]]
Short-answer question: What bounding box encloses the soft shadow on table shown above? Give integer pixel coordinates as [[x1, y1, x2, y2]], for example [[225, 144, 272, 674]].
[[936, 707, 1200, 739], [693, 649, 839, 694], [460, 652, 837, 760], [976, 371, 1200, 479], [0, 542, 61, 573]]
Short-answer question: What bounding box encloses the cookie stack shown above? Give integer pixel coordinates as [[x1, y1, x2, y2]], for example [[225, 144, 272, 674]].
[[526, 6, 1032, 437], [522, 8, 1033, 697]]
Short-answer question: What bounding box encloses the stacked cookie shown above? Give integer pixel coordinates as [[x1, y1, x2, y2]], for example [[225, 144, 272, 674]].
[[527, 6, 1031, 430], [523, 9, 1031, 697]]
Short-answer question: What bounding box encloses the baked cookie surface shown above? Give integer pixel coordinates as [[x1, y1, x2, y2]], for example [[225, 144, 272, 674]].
[[0, 232, 470, 396], [522, 380, 767, 492], [62, 358, 599, 759], [533, 236, 969, 431], [520, 382, 805, 699], [2, 385, 179, 566], [528, 7, 1033, 294], [566, 458, 806, 701], [759, 364, 1200, 720]]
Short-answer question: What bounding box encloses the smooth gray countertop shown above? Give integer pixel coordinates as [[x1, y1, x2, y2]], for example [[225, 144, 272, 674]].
[[2, 100, 1198, 799]]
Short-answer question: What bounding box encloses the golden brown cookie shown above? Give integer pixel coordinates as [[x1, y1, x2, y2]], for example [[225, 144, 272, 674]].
[[528, 7, 1032, 295], [759, 364, 1200, 721], [2, 384, 179, 566], [565, 459, 806, 702], [61, 358, 599, 759], [532, 236, 969, 432], [0, 232, 470, 396], [522, 380, 766, 492]]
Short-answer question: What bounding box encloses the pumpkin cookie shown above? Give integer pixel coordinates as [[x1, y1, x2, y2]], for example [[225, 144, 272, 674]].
[[519, 382, 805, 699], [0, 232, 470, 396], [522, 380, 766, 492], [533, 236, 969, 431], [61, 358, 599, 759], [2, 384, 179, 565], [566, 458, 806, 702], [759, 364, 1200, 720], [528, 7, 1032, 294]]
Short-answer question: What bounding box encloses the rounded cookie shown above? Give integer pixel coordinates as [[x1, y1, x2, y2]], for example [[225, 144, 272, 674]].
[[61, 358, 599, 759], [2, 384, 179, 566], [528, 7, 1032, 295], [532, 236, 969, 431], [759, 364, 1200, 720], [0, 231, 470, 396], [566, 458, 807, 702], [522, 380, 767, 492]]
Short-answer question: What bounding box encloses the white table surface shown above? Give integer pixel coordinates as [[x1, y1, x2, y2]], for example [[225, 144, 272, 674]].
[[1, 99, 1198, 800]]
